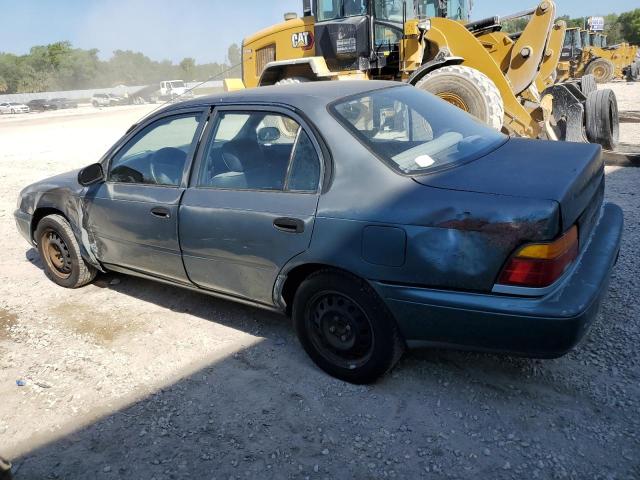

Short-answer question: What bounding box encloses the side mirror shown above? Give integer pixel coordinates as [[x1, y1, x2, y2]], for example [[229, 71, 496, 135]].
[[78, 163, 105, 186], [257, 126, 281, 143]]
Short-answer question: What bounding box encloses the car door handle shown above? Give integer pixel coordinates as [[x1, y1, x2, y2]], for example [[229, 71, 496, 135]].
[[273, 217, 305, 234], [150, 207, 171, 219]]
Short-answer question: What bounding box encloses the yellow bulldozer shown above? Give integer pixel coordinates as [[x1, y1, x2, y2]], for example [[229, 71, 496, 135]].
[[235, 0, 619, 149]]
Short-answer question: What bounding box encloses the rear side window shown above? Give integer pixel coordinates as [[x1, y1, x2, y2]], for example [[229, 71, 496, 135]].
[[197, 111, 321, 192], [330, 85, 507, 175]]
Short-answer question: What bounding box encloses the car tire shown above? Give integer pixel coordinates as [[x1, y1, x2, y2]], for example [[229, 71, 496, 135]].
[[580, 74, 597, 96], [35, 214, 96, 289], [414, 65, 505, 131], [585, 58, 615, 83], [92, 101, 98, 107], [585, 88, 619, 150], [10, 109, 15, 114], [292, 269, 405, 384]]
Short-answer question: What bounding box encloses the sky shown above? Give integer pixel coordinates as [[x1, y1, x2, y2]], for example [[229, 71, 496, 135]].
[[0, 0, 637, 64]]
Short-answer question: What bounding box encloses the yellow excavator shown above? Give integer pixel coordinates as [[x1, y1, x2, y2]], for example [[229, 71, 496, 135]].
[[233, 0, 618, 149]]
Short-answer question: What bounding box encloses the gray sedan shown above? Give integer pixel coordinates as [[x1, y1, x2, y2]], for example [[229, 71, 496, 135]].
[[14, 81, 623, 383]]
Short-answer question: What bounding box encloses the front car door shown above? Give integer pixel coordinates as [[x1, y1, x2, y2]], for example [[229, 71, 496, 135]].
[[84, 108, 207, 283], [179, 106, 324, 304]]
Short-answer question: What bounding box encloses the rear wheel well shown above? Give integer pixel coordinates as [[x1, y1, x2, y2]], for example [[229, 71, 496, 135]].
[[281, 264, 359, 316], [31, 208, 68, 242]]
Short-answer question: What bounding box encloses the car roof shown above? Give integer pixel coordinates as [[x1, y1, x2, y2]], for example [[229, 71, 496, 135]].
[[167, 80, 403, 112]]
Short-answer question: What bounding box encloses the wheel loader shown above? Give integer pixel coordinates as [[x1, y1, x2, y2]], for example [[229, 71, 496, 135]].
[[235, 0, 618, 149], [564, 29, 639, 83]]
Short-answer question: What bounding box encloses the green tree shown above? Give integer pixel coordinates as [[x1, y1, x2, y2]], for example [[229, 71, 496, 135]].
[[0, 40, 242, 93], [618, 9, 640, 44], [603, 14, 623, 45], [180, 57, 196, 80], [501, 17, 529, 34], [227, 43, 241, 66]]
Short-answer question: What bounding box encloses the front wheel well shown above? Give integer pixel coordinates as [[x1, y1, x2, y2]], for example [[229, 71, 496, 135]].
[[31, 207, 68, 242]]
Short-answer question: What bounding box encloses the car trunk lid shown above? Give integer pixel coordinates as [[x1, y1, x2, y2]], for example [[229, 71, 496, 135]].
[[413, 138, 604, 239]]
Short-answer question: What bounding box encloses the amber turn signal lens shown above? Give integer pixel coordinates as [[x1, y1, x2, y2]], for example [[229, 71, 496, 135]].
[[497, 226, 579, 289]]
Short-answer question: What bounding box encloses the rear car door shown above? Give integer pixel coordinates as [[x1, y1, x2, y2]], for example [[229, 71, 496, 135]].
[[179, 106, 324, 304], [84, 108, 207, 283]]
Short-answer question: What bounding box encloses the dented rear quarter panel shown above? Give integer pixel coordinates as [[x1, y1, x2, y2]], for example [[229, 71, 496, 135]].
[[276, 106, 562, 293]]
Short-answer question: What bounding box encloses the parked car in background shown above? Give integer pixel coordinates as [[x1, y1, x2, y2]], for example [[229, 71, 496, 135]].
[[131, 80, 194, 104], [91, 93, 124, 107], [0, 102, 30, 114], [14, 81, 624, 384], [27, 99, 57, 111], [50, 97, 79, 109]]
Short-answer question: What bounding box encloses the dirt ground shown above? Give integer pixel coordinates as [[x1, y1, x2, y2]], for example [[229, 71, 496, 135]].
[[1, 85, 639, 480]]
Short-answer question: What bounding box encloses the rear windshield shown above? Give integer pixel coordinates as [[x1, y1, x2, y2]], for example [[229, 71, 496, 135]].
[[329, 85, 507, 175]]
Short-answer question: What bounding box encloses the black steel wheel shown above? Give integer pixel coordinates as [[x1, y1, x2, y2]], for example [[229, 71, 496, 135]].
[[585, 88, 619, 150], [306, 291, 375, 370], [35, 214, 96, 288], [293, 270, 405, 384]]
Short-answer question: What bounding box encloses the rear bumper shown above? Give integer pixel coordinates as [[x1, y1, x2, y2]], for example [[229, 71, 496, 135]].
[[14, 209, 33, 245], [372, 203, 624, 358]]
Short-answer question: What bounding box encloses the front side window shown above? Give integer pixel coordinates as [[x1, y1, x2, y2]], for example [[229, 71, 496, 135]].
[[109, 114, 201, 186], [198, 111, 321, 192], [330, 86, 507, 175]]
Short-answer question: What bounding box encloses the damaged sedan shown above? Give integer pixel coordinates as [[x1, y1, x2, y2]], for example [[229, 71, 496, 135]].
[[15, 81, 623, 383]]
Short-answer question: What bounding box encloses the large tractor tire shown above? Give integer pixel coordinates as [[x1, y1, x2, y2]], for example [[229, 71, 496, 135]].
[[414, 65, 504, 131], [275, 77, 309, 86], [580, 74, 597, 96], [585, 58, 615, 83], [585, 89, 619, 150]]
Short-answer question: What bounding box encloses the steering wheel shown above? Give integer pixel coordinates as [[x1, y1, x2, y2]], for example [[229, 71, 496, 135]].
[[150, 147, 187, 186]]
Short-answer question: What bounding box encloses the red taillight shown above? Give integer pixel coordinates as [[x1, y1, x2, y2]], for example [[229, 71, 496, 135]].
[[497, 226, 579, 288]]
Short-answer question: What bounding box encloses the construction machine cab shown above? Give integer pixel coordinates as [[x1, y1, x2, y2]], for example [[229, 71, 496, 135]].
[[311, 0, 469, 75], [561, 27, 582, 62]]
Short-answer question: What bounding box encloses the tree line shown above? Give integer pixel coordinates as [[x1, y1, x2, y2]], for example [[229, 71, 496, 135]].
[[0, 41, 242, 94], [502, 8, 640, 45]]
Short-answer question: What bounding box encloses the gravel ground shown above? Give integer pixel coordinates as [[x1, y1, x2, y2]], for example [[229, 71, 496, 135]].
[[1, 84, 639, 480]]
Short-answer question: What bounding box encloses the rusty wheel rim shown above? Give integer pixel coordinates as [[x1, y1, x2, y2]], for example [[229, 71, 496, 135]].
[[593, 66, 606, 81], [41, 229, 72, 279], [438, 92, 469, 112]]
